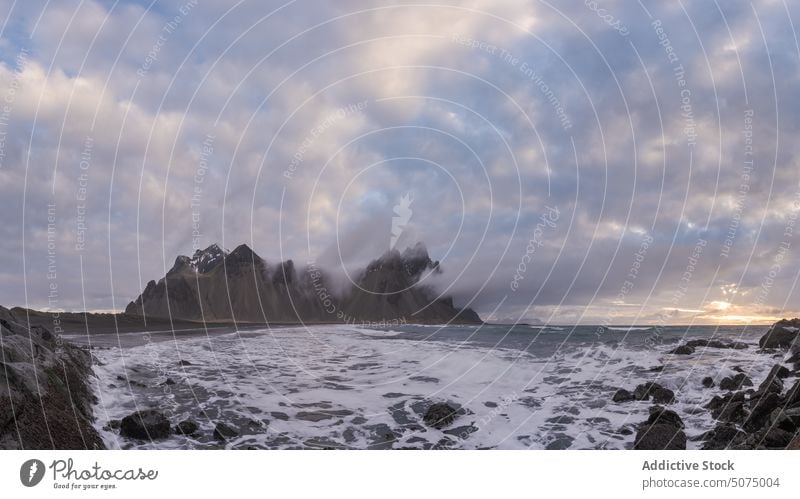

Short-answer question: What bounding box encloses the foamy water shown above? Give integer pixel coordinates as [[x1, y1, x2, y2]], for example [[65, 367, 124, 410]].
[[84, 324, 786, 449]]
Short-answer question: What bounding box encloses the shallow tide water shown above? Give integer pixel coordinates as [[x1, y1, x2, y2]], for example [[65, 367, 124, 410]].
[[74, 323, 789, 449]]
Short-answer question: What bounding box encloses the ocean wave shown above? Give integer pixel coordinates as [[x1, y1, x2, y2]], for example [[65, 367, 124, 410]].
[[89, 325, 770, 450]]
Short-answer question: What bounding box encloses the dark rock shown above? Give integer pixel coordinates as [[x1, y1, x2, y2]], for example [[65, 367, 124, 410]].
[[108, 419, 121, 430], [423, 403, 460, 429], [701, 423, 747, 450], [706, 391, 746, 412], [719, 373, 752, 391], [178, 360, 192, 366], [161, 378, 176, 386], [784, 379, 800, 407], [670, 345, 695, 355], [0, 307, 104, 450], [755, 373, 783, 397], [612, 389, 635, 402], [634, 423, 687, 450], [769, 407, 800, 432], [767, 364, 791, 379], [716, 401, 748, 425], [707, 391, 749, 424], [213, 422, 238, 441], [651, 387, 675, 404], [119, 410, 171, 440], [633, 382, 668, 401], [762, 427, 794, 448], [646, 406, 683, 428], [685, 339, 748, 350], [702, 377, 715, 388], [175, 420, 198, 436], [744, 392, 780, 432], [270, 411, 290, 421], [759, 320, 800, 349]]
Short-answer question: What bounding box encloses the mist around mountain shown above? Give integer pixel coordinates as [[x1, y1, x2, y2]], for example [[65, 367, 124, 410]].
[[125, 242, 481, 325]]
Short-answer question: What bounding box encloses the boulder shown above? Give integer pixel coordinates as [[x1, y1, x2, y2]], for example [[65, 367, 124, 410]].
[[633, 382, 670, 401], [175, 420, 199, 436], [612, 389, 635, 402], [213, 422, 238, 441], [646, 406, 683, 428], [707, 391, 748, 424], [686, 339, 748, 350], [762, 427, 794, 448], [423, 403, 460, 429], [651, 387, 675, 404], [701, 423, 747, 450], [670, 345, 695, 355], [769, 407, 800, 433], [754, 372, 783, 397], [634, 424, 687, 450], [119, 410, 171, 440], [784, 378, 800, 407], [759, 319, 800, 349], [634, 405, 686, 450], [766, 364, 791, 380], [744, 392, 780, 432], [719, 373, 752, 392], [702, 377, 715, 388], [716, 401, 749, 425]]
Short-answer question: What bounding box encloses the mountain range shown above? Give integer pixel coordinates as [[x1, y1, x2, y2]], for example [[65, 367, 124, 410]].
[[125, 243, 481, 325]]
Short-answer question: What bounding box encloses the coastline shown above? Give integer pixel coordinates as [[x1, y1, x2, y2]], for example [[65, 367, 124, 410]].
[[3, 306, 800, 450]]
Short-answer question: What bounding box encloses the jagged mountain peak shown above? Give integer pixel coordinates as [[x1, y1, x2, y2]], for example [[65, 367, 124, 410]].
[[366, 242, 439, 278], [127, 241, 481, 324], [223, 244, 264, 273], [190, 244, 227, 273]]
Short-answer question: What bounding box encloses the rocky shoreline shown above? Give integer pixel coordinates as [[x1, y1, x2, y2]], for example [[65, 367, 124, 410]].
[[616, 319, 800, 450], [0, 306, 104, 449], [4, 307, 800, 450]]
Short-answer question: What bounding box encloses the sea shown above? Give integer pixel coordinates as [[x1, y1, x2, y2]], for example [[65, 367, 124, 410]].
[[68, 323, 789, 450]]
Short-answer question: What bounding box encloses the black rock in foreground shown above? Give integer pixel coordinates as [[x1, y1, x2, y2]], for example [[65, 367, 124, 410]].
[[0, 306, 104, 449], [759, 319, 800, 350], [119, 410, 171, 440], [634, 406, 687, 450]]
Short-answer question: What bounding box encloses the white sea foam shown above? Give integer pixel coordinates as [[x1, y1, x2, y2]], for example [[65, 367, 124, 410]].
[[89, 325, 779, 450]]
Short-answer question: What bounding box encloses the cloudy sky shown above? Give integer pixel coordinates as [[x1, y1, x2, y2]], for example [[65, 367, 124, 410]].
[[1, 0, 799, 324]]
